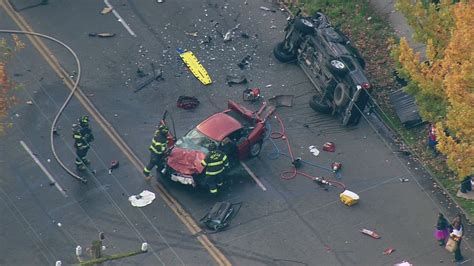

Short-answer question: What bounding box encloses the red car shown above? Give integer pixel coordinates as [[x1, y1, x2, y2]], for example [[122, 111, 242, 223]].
[[163, 100, 267, 187]]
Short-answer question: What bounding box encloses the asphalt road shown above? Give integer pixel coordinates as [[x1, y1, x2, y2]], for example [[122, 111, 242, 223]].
[[0, 0, 473, 265]]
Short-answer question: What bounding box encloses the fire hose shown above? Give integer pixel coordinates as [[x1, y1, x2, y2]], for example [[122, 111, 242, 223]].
[[265, 114, 346, 190]]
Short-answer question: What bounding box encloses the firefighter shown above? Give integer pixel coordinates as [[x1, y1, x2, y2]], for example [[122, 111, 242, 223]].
[[73, 115, 94, 171], [201, 142, 229, 194], [143, 124, 169, 179]]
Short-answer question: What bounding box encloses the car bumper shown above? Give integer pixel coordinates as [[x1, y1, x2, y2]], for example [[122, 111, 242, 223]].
[[170, 172, 196, 187]]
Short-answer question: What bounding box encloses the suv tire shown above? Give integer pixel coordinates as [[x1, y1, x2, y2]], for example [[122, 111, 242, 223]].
[[249, 141, 262, 157], [327, 58, 349, 77], [294, 18, 315, 34], [273, 42, 297, 62], [333, 83, 351, 107], [309, 95, 332, 114]]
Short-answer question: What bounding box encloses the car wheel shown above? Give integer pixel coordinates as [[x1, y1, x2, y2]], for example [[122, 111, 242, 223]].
[[294, 17, 315, 34], [333, 83, 351, 107], [327, 58, 349, 77], [273, 42, 297, 62], [309, 95, 332, 114], [249, 141, 262, 157]]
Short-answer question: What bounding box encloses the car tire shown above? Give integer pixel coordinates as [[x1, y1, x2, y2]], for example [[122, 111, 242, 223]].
[[294, 17, 315, 34], [249, 141, 262, 157], [333, 83, 351, 107], [309, 95, 332, 114], [327, 58, 349, 77], [273, 42, 297, 62]]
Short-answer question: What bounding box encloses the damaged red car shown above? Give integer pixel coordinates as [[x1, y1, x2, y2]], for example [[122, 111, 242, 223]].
[[162, 100, 267, 188]]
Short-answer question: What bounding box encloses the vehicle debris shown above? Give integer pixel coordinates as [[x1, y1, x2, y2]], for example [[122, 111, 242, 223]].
[[223, 23, 240, 42], [259, 6, 276, 12], [394, 261, 413, 266], [240, 32, 250, 39], [399, 178, 410, 182], [100, 7, 112, 14], [331, 162, 342, 172], [200, 35, 212, 44], [88, 32, 116, 38], [200, 202, 242, 232], [26, 100, 33, 105], [185, 31, 198, 37], [128, 190, 156, 207], [177, 96, 200, 110], [226, 74, 248, 86], [136, 68, 148, 78], [157, 0, 164, 3], [177, 49, 212, 85], [383, 247, 395, 255], [237, 55, 251, 69], [322, 141, 335, 152], [108, 160, 119, 175], [134, 63, 164, 93], [360, 228, 380, 239], [340, 190, 359, 206], [309, 145, 320, 157], [242, 88, 261, 102]]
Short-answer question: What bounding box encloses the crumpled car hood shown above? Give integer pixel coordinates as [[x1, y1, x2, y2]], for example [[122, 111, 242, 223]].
[[167, 147, 206, 175]]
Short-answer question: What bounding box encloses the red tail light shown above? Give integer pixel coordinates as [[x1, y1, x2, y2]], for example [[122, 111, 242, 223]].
[[361, 83, 371, 89]]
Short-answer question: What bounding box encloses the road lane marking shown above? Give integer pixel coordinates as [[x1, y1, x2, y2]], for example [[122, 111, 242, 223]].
[[103, 0, 137, 37], [20, 141, 68, 198], [1, 1, 230, 264], [240, 161, 267, 191]]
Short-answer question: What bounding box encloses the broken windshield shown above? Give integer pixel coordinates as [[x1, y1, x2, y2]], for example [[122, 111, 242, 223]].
[[175, 128, 216, 153]]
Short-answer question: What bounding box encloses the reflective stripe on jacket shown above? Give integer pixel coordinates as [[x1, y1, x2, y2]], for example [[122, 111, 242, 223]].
[[201, 151, 229, 175], [149, 136, 166, 155]]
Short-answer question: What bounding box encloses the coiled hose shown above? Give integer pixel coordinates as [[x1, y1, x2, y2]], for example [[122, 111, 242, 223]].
[[264, 114, 346, 190]]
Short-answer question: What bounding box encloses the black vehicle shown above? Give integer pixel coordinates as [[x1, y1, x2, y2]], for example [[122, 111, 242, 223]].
[[274, 11, 372, 126]]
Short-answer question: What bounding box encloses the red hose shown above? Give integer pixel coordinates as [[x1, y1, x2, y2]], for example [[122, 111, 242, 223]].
[[271, 114, 346, 191]]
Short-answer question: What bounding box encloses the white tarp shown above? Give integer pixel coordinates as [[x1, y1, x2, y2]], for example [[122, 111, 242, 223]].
[[128, 190, 156, 207]]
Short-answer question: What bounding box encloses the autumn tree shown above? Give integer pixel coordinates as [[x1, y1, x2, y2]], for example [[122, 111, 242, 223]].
[[396, 0, 473, 180], [0, 35, 24, 134]]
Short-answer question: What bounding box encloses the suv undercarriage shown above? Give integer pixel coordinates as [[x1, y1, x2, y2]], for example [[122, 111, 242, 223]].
[[274, 11, 372, 126]]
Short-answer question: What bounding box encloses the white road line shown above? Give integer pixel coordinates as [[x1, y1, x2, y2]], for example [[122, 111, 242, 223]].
[[103, 0, 137, 37], [20, 141, 68, 198], [240, 161, 267, 191]]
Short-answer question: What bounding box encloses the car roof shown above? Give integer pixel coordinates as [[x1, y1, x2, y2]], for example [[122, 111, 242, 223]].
[[196, 112, 243, 142]]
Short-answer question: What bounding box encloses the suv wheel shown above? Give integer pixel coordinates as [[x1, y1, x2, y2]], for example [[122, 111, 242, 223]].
[[333, 83, 351, 107], [273, 42, 297, 62], [309, 95, 332, 114], [294, 18, 315, 34], [327, 58, 349, 76]]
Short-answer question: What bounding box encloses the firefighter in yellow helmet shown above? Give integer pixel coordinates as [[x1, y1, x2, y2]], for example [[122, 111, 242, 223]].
[[143, 124, 169, 179], [201, 142, 229, 194]]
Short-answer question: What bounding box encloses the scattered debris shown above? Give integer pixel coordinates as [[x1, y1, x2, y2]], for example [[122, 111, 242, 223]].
[[322, 141, 335, 152], [237, 55, 251, 69], [243, 88, 261, 102], [157, 0, 164, 3], [177, 96, 200, 110], [267, 95, 294, 107], [399, 178, 410, 183], [100, 7, 112, 14], [185, 31, 198, 37], [360, 228, 380, 239], [108, 160, 119, 175], [200, 202, 242, 232], [292, 157, 302, 168], [223, 23, 240, 42], [136, 68, 148, 78], [200, 35, 212, 44], [240, 32, 250, 39], [270, 25, 277, 29], [265, 84, 272, 88], [134, 63, 164, 93], [226, 74, 248, 86], [383, 247, 395, 255], [88, 32, 116, 38], [340, 190, 359, 206], [331, 162, 342, 172], [259, 6, 276, 12], [394, 261, 413, 266], [26, 100, 33, 105], [57, 222, 62, 227], [308, 145, 320, 157], [128, 190, 156, 207], [177, 49, 212, 85]]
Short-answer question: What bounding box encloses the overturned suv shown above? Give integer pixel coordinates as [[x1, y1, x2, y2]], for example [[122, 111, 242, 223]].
[[274, 11, 371, 126]]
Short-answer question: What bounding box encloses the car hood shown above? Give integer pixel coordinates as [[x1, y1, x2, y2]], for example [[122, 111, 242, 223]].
[[167, 147, 206, 176]]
